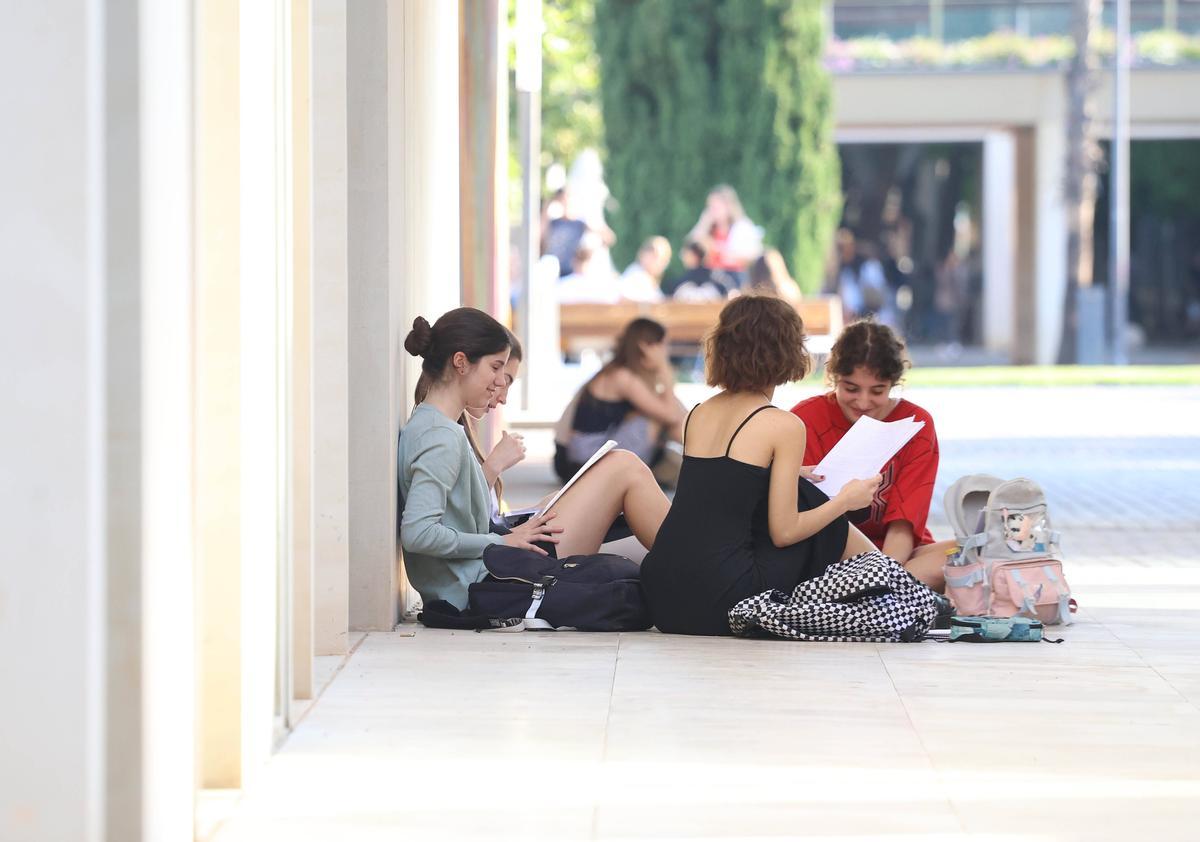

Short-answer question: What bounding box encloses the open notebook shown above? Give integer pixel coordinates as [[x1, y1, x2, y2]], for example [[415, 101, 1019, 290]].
[[501, 439, 618, 528]]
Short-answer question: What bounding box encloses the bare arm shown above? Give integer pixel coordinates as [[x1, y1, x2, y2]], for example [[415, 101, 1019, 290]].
[[766, 413, 880, 547], [612, 368, 685, 427], [882, 520, 916, 564], [481, 431, 526, 489]]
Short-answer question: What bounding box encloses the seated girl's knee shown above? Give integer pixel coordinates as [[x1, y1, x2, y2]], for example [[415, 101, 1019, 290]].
[[608, 448, 651, 472]]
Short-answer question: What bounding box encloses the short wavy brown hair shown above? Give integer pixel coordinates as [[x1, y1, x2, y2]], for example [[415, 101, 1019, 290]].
[[705, 295, 810, 392], [826, 320, 910, 385]]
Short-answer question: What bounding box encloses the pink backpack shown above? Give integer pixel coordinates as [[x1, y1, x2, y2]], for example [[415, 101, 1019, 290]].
[[942, 475, 1075, 625]]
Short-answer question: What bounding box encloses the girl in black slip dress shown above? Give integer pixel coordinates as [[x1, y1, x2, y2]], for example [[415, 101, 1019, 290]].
[[640, 405, 849, 636]]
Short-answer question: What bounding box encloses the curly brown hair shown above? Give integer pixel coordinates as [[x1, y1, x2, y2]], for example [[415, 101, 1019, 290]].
[[705, 295, 810, 392], [826, 320, 910, 385]]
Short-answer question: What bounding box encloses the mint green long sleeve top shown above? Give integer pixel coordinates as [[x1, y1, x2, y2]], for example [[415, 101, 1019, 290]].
[[398, 404, 505, 610]]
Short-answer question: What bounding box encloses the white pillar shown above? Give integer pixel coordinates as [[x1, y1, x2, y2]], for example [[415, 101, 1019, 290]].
[[347, 0, 398, 631], [196, 0, 246, 788], [139, 0, 197, 835], [983, 130, 1016, 356], [344, 0, 462, 629], [0, 6, 115, 838], [1, 1, 195, 838], [311, 0, 351, 655], [1034, 112, 1068, 364], [239, 0, 291, 784], [391, 0, 463, 615]]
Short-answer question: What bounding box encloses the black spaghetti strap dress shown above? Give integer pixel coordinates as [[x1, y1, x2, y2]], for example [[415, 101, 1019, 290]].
[[640, 406, 849, 636]]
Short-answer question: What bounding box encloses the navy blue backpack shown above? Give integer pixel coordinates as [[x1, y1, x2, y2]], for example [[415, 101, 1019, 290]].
[[465, 545, 652, 632]]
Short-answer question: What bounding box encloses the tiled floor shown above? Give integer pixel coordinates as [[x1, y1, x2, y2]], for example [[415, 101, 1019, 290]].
[[204, 386, 1200, 841]]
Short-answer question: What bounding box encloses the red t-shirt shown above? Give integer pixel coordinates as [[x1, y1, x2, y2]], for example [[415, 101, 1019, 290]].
[[790, 393, 939, 548]]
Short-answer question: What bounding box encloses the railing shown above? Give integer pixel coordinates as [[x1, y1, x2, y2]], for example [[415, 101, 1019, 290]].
[[831, 0, 1200, 42]]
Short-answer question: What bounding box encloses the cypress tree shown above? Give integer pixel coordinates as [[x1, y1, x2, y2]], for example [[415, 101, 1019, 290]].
[[596, 0, 840, 292]]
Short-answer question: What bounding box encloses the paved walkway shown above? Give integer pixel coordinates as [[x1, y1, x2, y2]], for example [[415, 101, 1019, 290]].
[[205, 385, 1200, 842]]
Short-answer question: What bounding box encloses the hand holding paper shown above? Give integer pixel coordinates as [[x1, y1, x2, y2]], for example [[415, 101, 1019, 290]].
[[810, 415, 925, 498]]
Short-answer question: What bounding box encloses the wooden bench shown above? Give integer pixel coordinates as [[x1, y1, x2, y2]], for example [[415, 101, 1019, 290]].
[[559, 296, 844, 357]]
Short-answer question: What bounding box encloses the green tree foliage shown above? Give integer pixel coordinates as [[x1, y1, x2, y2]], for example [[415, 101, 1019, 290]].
[[541, 0, 605, 171], [595, 0, 841, 291]]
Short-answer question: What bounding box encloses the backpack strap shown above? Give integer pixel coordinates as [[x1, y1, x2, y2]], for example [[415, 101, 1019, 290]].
[[1008, 569, 1043, 619], [1042, 566, 1075, 626], [960, 530, 989, 563], [725, 405, 774, 457]]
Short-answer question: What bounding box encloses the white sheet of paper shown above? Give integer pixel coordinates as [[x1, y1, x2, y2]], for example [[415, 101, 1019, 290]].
[[536, 439, 618, 516], [811, 415, 924, 498]]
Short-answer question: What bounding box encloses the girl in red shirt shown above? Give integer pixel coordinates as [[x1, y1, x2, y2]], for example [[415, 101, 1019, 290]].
[[790, 321, 954, 590]]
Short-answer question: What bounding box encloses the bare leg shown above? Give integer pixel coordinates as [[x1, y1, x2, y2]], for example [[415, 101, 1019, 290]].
[[839, 523, 877, 561], [902, 539, 956, 592], [545, 449, 671, 557], [837, 526, 948, 591]]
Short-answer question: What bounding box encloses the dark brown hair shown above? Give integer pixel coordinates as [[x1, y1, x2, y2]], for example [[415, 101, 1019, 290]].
[[705, 295, 810, 392], [411, 322, 522, 406], [597, 317, 666, 379], [826, 320, 910, 385], [505, 328, 523, 363], [404, 307, 510, 381], [409, 322, 523, 503]]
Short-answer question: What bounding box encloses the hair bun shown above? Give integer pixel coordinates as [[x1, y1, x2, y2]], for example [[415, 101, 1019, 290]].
[[404, 316, 434, 357]]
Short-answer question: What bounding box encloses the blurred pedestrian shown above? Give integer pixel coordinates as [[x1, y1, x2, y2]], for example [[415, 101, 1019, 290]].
[[747, 248, 802, 303], [618, 236, 672, 302], [687, 185, 763, 286], [662, 240, 734, 301]]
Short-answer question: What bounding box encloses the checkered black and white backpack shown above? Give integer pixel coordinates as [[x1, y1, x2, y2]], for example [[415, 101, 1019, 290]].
[[727, 550, 940, 642]]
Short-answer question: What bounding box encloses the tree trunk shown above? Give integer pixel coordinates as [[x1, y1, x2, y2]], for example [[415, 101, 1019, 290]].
[[1059, 0, 1103, 363]]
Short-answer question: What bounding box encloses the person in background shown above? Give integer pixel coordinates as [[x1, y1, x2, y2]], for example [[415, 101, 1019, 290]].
[[540, 187, 584, 278], [831, 228, 891, 324], [746, 248, 802, 303], [789, 320, 953, 589], [554, 317, 685, 485], [640, 295, 882, 636], [556, 235, 618, 304], [662, 240, 734, 301], [686, 184, 764, 286], [398, 307, 670, 611], [618, 236, 672, 302]]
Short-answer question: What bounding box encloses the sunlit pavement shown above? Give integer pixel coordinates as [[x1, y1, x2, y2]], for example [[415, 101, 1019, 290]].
[[204, 385, 1200, 841]]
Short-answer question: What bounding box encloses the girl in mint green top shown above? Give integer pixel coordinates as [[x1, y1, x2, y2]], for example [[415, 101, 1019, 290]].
[[399, 307, 672, 611]]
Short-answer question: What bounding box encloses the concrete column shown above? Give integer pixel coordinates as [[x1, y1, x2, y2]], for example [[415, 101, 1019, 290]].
[[1, 6, 121, 839], [290, 0, 315, 702], [982, 130, 1017, 357], [239, 0, 291, 784], [1034, 92, 1069, 364], [311, 0, 351, 654], [1014, 127, 1039, 364], [459, 0, 508, 314], [347, 0, 398, 631], [392, 0, 463, 615], [345, 0, 463, 628], [139, 0, 197, 836], [1, 1, 195, 838], [196, 0, 244, 788]]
